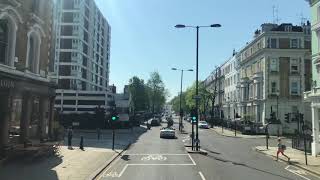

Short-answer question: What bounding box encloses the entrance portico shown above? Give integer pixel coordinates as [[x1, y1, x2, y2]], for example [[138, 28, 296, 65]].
[[311, 102, 320, 156]]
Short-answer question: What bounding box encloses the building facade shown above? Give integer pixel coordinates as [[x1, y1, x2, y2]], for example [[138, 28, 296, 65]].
[[221, 53, 241, 120], [0, 0, 56, 153], [304, 0, 320, 156], [238, 23, 311, 134], [51, 0, 111, 114], [204, 65, 224, 120]]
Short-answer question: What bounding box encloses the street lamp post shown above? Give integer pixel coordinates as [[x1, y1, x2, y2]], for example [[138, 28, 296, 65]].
[[171, 68, 193, 132], [175, 23, 221, 151]]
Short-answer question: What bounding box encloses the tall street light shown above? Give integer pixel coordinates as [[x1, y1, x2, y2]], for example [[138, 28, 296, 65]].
[[175, 23, 221, 151], [171, 68, 194, 132]]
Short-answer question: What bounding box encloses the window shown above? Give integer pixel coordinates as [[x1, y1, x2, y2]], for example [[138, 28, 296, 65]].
[[268, 38, 277, 48], [31, 0, 40, 14], [270, 58, 278, 72], [0, 16, 17, 67], [27, 32, 41, 73], [0, 19, 8, 64], [291, 39, 299, 49], [290, 59, 299, 73], [318, 6, 320, 22], [271, 82, 277, 94], [291, 81, 299, 95]]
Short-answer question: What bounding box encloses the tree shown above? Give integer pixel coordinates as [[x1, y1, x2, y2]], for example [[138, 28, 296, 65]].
[[147, 71, 168, 114], [170, 92, 189, 114], [128, 76, 149, 113]]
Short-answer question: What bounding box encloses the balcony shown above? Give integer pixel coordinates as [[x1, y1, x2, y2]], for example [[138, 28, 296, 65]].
[[304, 87, 320, 101], [252, 72, 263, 80]]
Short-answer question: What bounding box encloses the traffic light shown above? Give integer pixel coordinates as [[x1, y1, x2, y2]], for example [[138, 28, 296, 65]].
[[285, 113, 290, 123], [111, 108, 118, 121], [190, 108, 197, 123], [299, 113, 304, 122]]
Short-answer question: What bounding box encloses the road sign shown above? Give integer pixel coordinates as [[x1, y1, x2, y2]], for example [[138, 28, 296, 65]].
[[193, 95, 201, 99]]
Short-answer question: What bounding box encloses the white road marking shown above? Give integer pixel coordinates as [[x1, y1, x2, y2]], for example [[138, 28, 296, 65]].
[[188, 153, 196, 165], [199, 171, 206, 180], [285, 165, 311, 180], [124, 153, 188, 156], [127, 163, 195, 166], [118, 164, 128, 177], [141, 154, 167, 161], [98, 150, 127, 179]]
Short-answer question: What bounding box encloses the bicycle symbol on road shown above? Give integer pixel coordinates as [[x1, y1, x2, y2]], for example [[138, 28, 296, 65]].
[[141, 154, 167, 161], [104, 171, 119, 178]]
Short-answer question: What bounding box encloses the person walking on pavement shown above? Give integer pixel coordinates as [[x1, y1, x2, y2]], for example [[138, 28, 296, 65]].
[[79, 136, 84, 151], [97, 128, 101, 140], [67, 127, 73, 149], [276, 138, 290, 162]]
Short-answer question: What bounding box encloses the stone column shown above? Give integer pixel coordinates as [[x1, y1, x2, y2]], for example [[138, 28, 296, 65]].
[[0, 95, 12, 153], [48, 96, 55, 139], [311, 105, 320, 156], [20, 94, 33, 143], [39, 97, 49, 141]]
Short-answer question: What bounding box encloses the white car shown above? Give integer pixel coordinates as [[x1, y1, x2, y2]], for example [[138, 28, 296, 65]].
[[199, 121, 209, 129], [160, 127, 176, 138]]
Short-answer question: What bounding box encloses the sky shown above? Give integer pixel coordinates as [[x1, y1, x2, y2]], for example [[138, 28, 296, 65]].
[[94, 0, 310, 100]]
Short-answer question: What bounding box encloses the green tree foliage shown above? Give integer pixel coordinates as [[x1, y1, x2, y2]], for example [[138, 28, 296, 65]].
[[147, 71, 168, 113], [128, 72, 168, 114], [128, 76, 149, 112]]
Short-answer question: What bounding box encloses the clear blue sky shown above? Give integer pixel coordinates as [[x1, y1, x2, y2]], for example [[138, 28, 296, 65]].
[[95, 0, 310, 100]]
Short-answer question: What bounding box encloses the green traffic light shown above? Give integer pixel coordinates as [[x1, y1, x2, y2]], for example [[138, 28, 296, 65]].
[[192, 116, 196, 120], [112, 116, 116, 121]]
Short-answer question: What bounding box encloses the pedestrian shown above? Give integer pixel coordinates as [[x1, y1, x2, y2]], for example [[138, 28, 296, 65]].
[[79, 136, 84, 151], [67, 127, 73, 149], [97, 128, 101, 140], [276, 138, 290, 162]]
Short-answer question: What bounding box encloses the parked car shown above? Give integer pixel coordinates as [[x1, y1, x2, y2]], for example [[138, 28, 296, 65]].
[[199, 121, 209, 129], [160, 127, 176, 138], [150, 118, 160, 126]]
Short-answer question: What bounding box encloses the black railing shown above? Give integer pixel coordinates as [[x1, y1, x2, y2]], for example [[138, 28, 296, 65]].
[[292, 134, 312, 153]]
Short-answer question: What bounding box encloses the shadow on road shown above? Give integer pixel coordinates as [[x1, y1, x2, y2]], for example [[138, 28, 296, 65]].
[[203, 152, 296, 180]]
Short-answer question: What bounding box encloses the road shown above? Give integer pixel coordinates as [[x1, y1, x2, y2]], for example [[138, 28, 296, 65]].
[[95, 116, 320, 180]]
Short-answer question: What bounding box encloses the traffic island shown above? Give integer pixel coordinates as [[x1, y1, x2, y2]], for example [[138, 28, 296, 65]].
[[185, 146, 208, 155], [255, 146, 320, 177]]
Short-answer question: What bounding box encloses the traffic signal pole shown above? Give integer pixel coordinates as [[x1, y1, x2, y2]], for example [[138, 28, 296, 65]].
[[195, 26, 200, 151], [112, 126, 115, 150]]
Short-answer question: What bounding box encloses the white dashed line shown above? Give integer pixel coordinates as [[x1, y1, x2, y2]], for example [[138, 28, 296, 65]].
[[118, 164, 128, 177], [285, 165, 311, 180], [188, 153, 196, 165], [128, 163, 195, 166], [199, 171, 206, 180], [124, 153, 188, 156]]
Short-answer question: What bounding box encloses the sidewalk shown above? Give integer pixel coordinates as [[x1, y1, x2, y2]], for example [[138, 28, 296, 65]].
[[0, 127, 146, 180], [211, 126, 283, 139], [255, 146, 320, 176]]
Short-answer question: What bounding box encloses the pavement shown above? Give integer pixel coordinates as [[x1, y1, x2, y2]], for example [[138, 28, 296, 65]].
[[0, 127, 147, 180], [210, 126, 285, 139], [181, 119, 320, 180], [255, 146, 320, 177]]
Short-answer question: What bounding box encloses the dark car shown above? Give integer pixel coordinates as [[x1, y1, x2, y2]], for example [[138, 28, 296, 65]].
[[150, 118, 160, 126]]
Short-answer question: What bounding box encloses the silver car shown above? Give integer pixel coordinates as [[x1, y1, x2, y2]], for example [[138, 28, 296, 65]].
[[160, 127, 176, 138]]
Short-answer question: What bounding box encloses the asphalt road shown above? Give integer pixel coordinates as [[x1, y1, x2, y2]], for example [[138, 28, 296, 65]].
[[97, 118, 203, 180], [95, 116, 320, 180], [182, 118, 320, 180]]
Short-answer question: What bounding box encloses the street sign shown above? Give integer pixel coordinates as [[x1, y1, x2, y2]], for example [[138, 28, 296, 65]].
[[193, 95, 201, 99]]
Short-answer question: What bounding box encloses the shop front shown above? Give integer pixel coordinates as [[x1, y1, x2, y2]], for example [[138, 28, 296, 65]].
[[0, 72, 56, 156]]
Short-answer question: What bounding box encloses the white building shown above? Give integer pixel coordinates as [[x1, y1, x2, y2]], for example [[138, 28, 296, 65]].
[[238, 23, 311, 134], [221, 53, 240, 120], [51, 0, 111, 114]]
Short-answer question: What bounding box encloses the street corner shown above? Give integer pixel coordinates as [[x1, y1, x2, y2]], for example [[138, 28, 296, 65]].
[[285, 165, 320, 180]]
